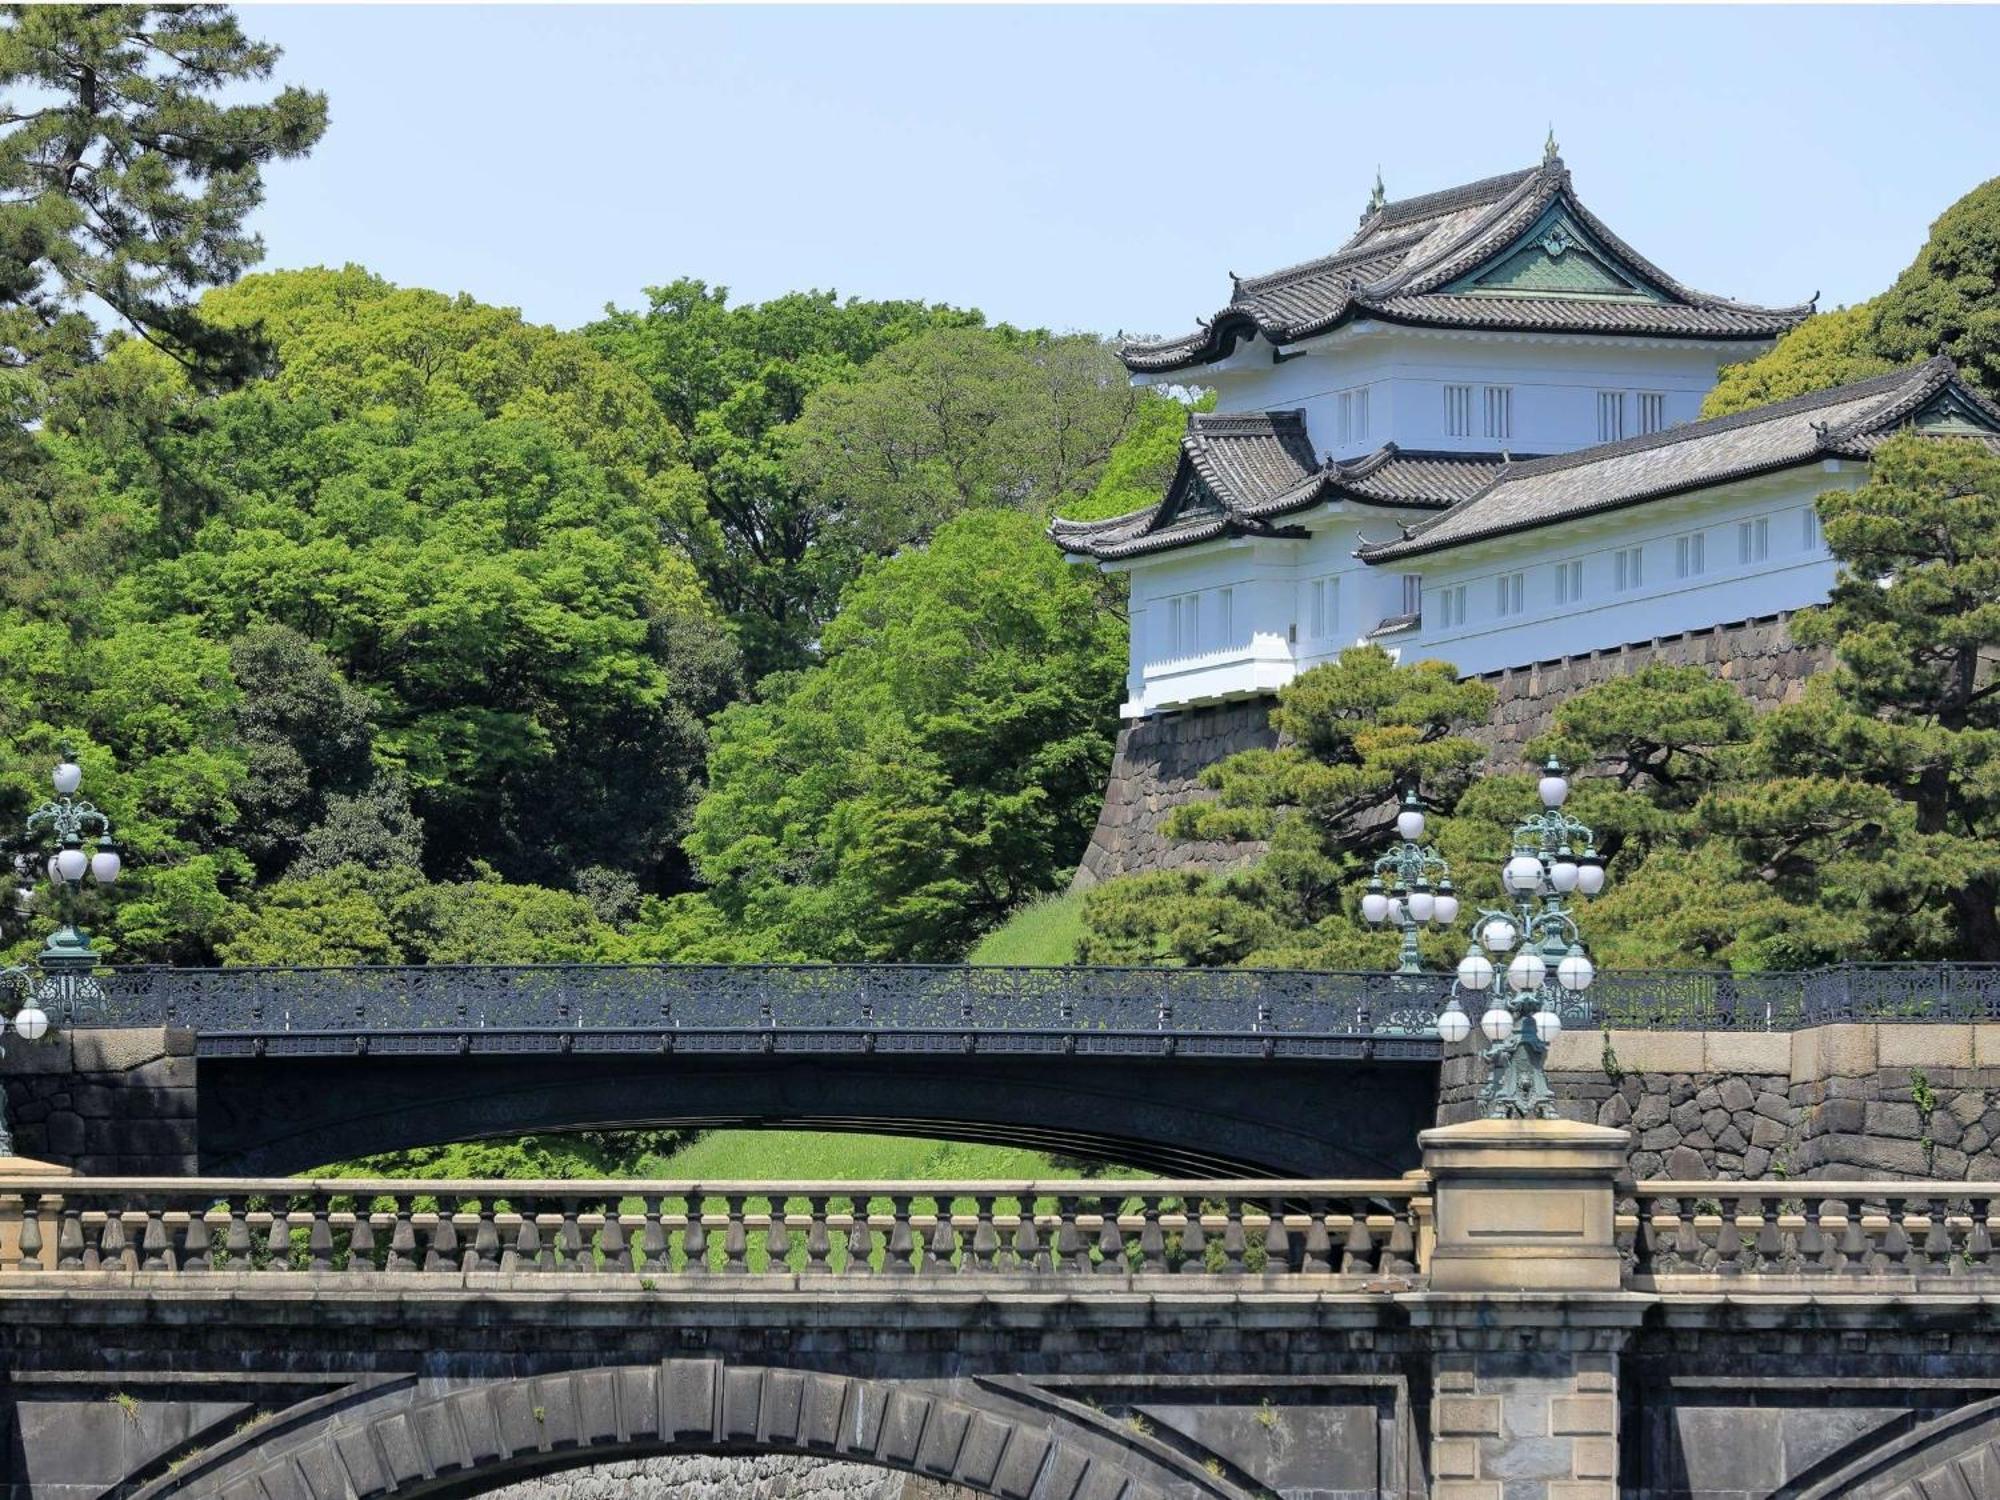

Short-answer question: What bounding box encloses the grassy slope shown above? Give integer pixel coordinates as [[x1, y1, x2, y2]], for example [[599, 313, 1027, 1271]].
[[966, 889, 1087, 966]]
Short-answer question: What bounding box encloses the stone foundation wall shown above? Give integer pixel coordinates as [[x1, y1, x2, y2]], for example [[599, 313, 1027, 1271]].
[[1440, 1024, 2000, 1182], [2, 1027, 197, 1175], [1075, 613, 1830, 887], [1070, 699, 1277, 889]]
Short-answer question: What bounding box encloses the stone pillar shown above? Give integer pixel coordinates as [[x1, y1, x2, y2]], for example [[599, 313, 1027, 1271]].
[[1414, 1117, 1639, 1500]]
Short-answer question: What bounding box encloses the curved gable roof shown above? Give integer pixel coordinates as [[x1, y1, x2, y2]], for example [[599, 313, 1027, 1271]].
[[1358, 358, 2000, 563], [1121, 158, 1811, 375]]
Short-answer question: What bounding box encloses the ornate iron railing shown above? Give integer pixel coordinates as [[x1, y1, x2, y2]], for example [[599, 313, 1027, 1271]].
[[50, 962, 2000, 1045], [1621, 1182, 2000, 1283], [0, 1176, 1428, 1282]]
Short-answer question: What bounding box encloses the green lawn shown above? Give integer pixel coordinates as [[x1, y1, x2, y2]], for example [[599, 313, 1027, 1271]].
[[966, 888, 1088, 965]]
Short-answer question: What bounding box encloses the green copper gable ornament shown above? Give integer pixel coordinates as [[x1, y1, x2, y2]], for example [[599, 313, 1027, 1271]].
[[0, 749, 122, 1157], [1543, 126, 1561, 167], [1366, 167, 1386, 218]]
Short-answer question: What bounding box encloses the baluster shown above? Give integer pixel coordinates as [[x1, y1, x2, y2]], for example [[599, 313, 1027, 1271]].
[[1219, 1198, 1248, 1276], [16, 1200, 42, 1274], [1096, 1199, 1125, 1275], [1178, 1201, 1208, 1274], [1922, 1196, 1954, 1277], [223, 1202, 253, 1271], [1301, 1197, 1333, 1275], [1137, 1200, 1167, 1274], [883, 1195, 915, 1277], [427, 1213, 460, 1274], [759, 1197, 792, 1276], [1712, 1199, 1743, 1276], [57, 1203, 85, 1271], [507, 1202, 543, 1274], [598, 1212, 629, 1276], [1751, 1196, 1783, 1274], [387, 1203, 418, 1273], [1795, 1200, 1828, 1276], [1382, 1209, 1418, 1277], [346, 1213, 376, 1275], [1836, 1198, 1868, 1273], [926, 1201, 955, 1275], [835, 1200, 867, 1277], [265, 1203, 292, 1271], [1012, 1198, 1043, 1273], [638, 1197, 669, 1274], [682, 1197, 710, 1275], [969, 1196, 1001, 1274], [803, 1196, 832, 1276], [140, 1197, 173, 1272], [720, 1195, 750, 1276], [1969, 1194, 1996, 1274], [1339, 1204, 1377, 1277], [471, 1203, 502, 1273], [1054, 1197, 1088, 1273], [1877, 1197, 1911, 1274], [1261, 1198, 1290, 1276], [556, 1197, 585, 1272], [307, 1201, 334, 1273], [102, 1209, 131, 1272]]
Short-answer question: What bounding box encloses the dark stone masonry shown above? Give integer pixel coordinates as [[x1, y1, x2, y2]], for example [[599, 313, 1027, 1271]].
[[2, 1025, 196, 1175], [1441, 1024, 2000, 1181], [1075, 612, 1830, 887]]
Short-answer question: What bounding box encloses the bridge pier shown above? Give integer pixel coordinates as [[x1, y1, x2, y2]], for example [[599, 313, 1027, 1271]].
[[0, 1027, 196, 1175]]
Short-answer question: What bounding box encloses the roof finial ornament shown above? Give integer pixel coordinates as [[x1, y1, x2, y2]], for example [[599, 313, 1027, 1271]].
[[1543, 126, 1560, 166], [1366, 166, 1386, 217]]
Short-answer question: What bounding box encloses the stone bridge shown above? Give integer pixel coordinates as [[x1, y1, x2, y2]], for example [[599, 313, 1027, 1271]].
[[17, 962, 2000, 1179], [9, 1125, 2000, 1499]]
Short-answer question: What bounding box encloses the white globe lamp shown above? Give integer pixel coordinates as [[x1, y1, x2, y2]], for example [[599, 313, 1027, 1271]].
[[1360, 887, 1390, 924], [1480, 1006, 1515, 1043], [1534, 1007, 1564, 1043], [1506, 950, 1547, 992], [13, 1005, 48, 1042], [89, 846, 120, 884], [1387, 897, 1405, 927], [1504, 854, 1544, 894], [1436, 1001, 1472, 1044], [1456, 948, 1495, 991], [1557, 948, 1596, 993], [54, 846, 87, 883], [1480, 918, 1518, 953], [1538, 769, 1569, 808], [52, 760, 81, 797], [1576, 860, 1606, 896], [1396, 806, 1426, 842], [1548, 859, 1579, 893], [1433, 889, 1460, 925], [1407, 888, 1436, 923]]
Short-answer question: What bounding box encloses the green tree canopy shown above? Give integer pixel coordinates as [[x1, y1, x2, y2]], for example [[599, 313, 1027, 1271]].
[[686, 510, 1123, 961], [0, 5, 326, 395]]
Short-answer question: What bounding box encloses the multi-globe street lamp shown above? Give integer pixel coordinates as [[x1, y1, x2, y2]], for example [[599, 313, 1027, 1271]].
[[1433, 759, 1605, 1120], [0, 750, 121, 1156], [1359, 790, 1461, 974]]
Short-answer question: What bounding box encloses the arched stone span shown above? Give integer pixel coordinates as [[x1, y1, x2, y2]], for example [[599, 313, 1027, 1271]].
[[143, 1361, 1227, 1500], [1794, 1393, 2000, 1500], [197, 1052, 1438, 1178]]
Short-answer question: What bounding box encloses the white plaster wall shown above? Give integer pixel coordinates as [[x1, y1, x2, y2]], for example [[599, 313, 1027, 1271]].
[[1191, 327, 1759, 462], [1117, 507, 1430, 717], [1393, 463, 1861, 677]]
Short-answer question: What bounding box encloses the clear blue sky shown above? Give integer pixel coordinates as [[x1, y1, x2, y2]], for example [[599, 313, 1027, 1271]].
[[241, 5, 1999, 339]]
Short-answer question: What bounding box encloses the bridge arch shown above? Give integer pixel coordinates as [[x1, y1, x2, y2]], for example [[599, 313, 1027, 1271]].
[[1793, 1393, 2000, 1499], [140, 1360, 1222, 1500]]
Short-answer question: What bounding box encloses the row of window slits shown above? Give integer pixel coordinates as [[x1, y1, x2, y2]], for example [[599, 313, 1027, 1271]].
[[1436, 384, 1673, 443], [1429, 508, 1825, 631]]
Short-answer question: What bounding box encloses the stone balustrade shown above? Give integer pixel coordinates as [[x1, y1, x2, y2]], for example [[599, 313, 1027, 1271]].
[[0, 1176, 1429, 1282], [1622, 1180, 2000, 1283]]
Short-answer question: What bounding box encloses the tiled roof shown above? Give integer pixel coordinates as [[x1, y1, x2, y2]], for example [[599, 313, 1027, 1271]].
[[1120, 158, 1811, 374], [1359, 358, 2000, 563], [1049, 410, 1510, 562]]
